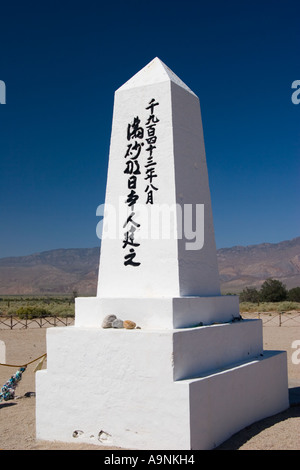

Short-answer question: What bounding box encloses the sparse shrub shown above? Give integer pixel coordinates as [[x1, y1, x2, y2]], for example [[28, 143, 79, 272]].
[[49, 304, 74, 317], [259, 279, 288, 302], [239, 287, 260, 303], [15, 306, 51, 319], [288, 287, 300, 302], [275, 301, 300, 312], [0, 296, 76, 318]]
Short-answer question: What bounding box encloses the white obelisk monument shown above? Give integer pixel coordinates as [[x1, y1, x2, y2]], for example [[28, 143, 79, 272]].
[[36, 58, 289, 450]]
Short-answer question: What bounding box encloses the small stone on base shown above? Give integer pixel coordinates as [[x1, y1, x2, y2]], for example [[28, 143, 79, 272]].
[[102, 315, 117, 328], [123, 320, 136, 329]]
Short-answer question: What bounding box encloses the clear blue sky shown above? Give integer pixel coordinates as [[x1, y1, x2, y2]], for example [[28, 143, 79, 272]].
[[0, 0, 299, 258]]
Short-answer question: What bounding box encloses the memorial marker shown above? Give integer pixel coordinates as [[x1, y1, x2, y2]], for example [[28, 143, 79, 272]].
[[36, 58, 289, 449]]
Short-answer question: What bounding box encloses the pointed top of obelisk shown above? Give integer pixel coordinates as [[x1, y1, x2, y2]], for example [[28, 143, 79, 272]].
[[117, 57, 197, 96]]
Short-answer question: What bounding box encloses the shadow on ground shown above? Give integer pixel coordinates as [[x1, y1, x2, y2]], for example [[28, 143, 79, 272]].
[[215, 388, 300, 450], [0, 402, 17, 409]]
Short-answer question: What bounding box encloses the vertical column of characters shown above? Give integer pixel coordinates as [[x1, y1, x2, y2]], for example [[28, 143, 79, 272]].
[[122, 116, 144, 266], [144, 99, 159, 204]]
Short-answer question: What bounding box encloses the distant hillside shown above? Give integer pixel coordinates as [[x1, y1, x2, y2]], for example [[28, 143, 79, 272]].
[[0, 237, 299, 295], [0, 248, 100, 295], [217, 237, 300, 293]]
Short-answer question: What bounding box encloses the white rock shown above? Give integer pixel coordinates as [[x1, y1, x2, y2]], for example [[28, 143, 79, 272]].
[[101, 315, 117, 328]]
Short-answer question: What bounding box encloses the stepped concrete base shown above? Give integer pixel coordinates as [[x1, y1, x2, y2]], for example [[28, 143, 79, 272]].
[[75, 295, 240, 329], [36, 323, 288, 450], [35, 60, 289, 449]]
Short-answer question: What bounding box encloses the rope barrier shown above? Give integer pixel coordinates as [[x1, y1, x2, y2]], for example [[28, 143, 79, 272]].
[[0, 353, 47, 368]]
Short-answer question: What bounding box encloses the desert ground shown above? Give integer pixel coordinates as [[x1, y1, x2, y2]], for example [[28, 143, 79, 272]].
[[0, 313, 299, 451]]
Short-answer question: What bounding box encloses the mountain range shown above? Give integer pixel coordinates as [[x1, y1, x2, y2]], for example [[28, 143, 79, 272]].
[[0, 237, 299, 295]]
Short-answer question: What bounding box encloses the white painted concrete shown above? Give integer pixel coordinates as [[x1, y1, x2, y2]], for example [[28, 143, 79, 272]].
[[35, 58, 289, 450], [172, 320, 263, 380], [42, 321, 263, 382], [36, 326, 288, 449], [97, 57, 220, 298], [75, 295, 240, 329], [188, 350, 289, 449]]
